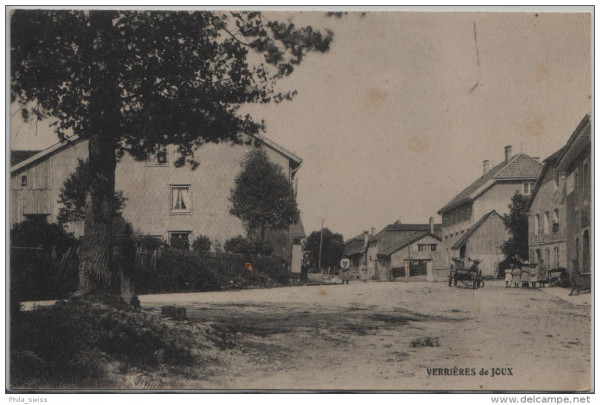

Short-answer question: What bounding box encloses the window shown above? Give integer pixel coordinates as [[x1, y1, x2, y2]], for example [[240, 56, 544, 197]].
[[431, 244, 437, 251], [553, 170, 560, 189], [544, 211, 550, 235], [523, 182, 533, 195], [553, 246, 560, 268], [168, 231, 191, 249], [147, 149, 169, 166], [534, 214, 540, 235], [566, 170, 575, 195], [552, 209, 559, 233], [21, 175, 27, 187], [171, 186, 191, 213]]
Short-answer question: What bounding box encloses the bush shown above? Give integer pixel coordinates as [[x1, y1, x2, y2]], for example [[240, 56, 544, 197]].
[[134, 234, 166, 251], [10, 220, 78, 256], [224, 235, 273, 255], [224, 235, 254, 254], [137, 248, 290, 294], [192, 235, 211, 254], [10, 221, 80, 303]]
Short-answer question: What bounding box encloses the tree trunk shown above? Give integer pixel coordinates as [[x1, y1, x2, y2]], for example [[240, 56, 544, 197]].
[[77, 11, 120, 295], [77, 134, 117, 294]]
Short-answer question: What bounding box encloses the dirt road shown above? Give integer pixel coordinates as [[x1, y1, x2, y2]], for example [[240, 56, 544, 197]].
[[139, 280, 591, 391]]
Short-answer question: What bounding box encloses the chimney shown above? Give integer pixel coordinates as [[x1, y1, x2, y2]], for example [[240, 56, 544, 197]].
[[483, 160, 490, 175], [533, 156, 540, 162], [504, 145, 512, 164], [429, 217, 435, 234], [371, 227, 376, 236], [395, 219, 401, 225]]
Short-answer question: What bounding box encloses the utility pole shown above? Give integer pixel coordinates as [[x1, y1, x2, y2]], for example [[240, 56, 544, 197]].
[[318, 218, 325, 274]]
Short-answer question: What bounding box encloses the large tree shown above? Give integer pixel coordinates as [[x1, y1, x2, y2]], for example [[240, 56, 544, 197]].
[[501, 191, 530, 265], [303, 228, 344, 272], [11, 10, 332, 294], [229, 148, 299, 241]]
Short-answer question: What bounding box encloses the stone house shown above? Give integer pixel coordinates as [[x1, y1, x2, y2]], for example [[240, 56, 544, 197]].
[[555, 114, 591, 288], [361, 218, 442, 280], [438, 145, 543, 275], [526, 147, 568, 272], [377, 230, 443, 281]]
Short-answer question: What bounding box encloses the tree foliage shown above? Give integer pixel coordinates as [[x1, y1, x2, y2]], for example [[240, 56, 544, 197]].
[[303, 228, 344, 271], [11, 10, 332, 294], [57, 159, 127, 225], [192, 235, 212, 254], [229, 149, 300, 239], [501, 191, 530, 264]]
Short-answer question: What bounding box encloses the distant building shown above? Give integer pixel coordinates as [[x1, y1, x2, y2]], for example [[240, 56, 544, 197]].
[[10, 133, 305, 265], [377, 225, 443, 281], [349, 218, 442, 280], [438, 145, 543, 275], [343, 231, 373, 276]]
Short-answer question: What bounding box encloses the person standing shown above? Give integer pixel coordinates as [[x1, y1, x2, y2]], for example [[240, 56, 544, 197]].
[[505, 265, 513, 288]]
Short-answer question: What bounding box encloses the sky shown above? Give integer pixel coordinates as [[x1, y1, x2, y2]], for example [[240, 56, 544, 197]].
[[10, 10, 592, 241]]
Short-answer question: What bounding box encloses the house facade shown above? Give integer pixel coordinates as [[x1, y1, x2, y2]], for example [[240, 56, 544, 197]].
[[526, 148, 568, 271], [449, 210, 508, 277], [556, 115, 591, 288], [377, 232, 443, 280], [10, 134, 306, 264], [438, 146, 543, 274], [358, 218, 442, 280]]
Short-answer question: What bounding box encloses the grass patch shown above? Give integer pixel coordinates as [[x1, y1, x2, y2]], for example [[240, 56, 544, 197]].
[[10, 294, 227, 389]]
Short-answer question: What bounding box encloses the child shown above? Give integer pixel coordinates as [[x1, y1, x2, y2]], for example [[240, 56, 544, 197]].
[[521, 267, 530, 288], [512, 267, 521, 288], [505, 267, 513, 288], [529, 264, 538, 288]]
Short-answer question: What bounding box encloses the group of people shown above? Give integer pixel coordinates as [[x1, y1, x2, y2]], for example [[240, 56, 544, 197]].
[[504, 261, 547, 289]]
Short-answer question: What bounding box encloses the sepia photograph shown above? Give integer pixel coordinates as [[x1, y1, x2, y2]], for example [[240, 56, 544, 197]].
[[7, 6, 593, 394]]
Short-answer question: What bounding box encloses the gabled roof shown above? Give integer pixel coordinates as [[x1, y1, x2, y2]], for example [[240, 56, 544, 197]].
[[555, 114, 591, 171], [377, 231, 442, 257], [11, 150, 42, 166], [344, 232, 374, 257], [526, 114, 591, 212], [10, 132, 302, 175], [438, 153, 543, 214], [370, 223, 442, 243], [525, 147, 566, 212], [451, 210, 502, 250], [11, 135, 84, 174]]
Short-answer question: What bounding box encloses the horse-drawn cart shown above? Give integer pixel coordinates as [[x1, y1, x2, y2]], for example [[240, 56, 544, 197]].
[[449, 258, 484, 289]]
